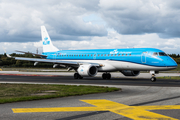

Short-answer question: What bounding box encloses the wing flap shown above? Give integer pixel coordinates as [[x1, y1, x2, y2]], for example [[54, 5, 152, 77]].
[[7, 53, 101, 68], [15, 57, 79, 66], [14, 57, 101, 67]]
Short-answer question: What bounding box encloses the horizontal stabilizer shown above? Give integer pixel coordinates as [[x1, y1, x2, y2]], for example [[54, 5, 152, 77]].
[[15, 50, 47, 57]]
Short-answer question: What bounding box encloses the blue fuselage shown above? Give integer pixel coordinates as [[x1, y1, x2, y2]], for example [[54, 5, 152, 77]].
[[42, 48, 177, 70]]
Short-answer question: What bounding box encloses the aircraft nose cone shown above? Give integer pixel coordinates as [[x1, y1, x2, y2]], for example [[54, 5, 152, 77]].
[[166, 58, 178, 68]]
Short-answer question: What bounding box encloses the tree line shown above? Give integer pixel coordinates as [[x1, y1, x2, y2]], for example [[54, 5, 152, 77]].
[[0, 53, 54, 68], [0, 53, 179, 68], [168, 54, 180, 64]]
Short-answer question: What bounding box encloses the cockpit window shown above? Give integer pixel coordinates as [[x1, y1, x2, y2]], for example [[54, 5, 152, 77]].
[[153, 52, 158, 56], [159, 52, 167, 56]]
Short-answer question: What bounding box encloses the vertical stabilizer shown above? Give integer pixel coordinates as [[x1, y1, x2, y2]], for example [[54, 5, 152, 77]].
[[41, 26, 59, 52]]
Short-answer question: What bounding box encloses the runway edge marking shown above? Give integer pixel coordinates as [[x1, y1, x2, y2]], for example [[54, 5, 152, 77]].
[[12, 99, 179, 120]]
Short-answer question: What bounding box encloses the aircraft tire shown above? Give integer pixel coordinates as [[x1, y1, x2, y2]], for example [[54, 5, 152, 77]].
[[79, 75, 83, 79], [74, 73, 79, 79], [102, 73, 107, 79], [107, 73, 111, 79], [150, 77, 156, 82]]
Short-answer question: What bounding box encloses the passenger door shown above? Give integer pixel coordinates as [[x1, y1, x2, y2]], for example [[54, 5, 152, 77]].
[[141, 52, 147, 63]]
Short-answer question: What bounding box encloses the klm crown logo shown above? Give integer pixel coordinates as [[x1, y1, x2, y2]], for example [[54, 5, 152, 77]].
[[43, 37, 50, 45]]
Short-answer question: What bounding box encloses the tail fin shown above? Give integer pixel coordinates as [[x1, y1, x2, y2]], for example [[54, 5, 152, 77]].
[[41, 26, 59, 52]]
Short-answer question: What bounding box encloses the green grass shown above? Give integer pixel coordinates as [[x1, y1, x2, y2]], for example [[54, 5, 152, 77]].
[[0, 83, 120, 104], [157, 76, 180, 80]]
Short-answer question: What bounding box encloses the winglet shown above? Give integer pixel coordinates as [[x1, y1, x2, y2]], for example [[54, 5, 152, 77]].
[[6, 54, 13, 58], [3, 47, 13, 58]]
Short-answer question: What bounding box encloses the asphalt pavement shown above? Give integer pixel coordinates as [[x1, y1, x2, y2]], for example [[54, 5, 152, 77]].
[[0, 72, 180, 120]]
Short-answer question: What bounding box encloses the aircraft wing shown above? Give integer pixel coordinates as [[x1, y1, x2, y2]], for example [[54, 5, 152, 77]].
[[10, 56, 100, 68]]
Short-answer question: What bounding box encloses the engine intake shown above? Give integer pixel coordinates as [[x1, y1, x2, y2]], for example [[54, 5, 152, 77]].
[[120, 70, 140, 76], [78, 64, 98, 77]]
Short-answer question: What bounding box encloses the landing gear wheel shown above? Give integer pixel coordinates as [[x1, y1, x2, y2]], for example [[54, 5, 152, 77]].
[[102, 73, 111, 79], [74, 73, 79, 79], [74, 73, 83, 79], [79, 75, 83, 79], [107, 73, 111, 79], [150, 77, 156, 82], [102, 73, 107, 79]]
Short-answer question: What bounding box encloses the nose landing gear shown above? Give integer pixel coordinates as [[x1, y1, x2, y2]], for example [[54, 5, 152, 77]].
[[150, 75, 156, 82], [150, 71, 158, 82]]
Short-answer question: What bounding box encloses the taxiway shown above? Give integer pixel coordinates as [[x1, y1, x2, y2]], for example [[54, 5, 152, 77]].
[[0, 72, 180, 120]]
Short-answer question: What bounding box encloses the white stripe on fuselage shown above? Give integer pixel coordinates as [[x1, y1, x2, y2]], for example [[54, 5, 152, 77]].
[[53, 59, 175, 72]]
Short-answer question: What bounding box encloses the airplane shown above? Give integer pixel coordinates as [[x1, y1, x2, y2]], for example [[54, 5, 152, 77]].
[[7, 26, 178, 82]]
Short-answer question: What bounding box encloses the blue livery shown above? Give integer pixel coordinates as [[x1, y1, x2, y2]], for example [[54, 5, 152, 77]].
[[10, 26, 177, 82]]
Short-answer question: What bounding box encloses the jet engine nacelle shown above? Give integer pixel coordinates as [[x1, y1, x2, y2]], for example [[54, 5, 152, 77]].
[[120, 70, 140, 76], [77, 64, 98, 77]]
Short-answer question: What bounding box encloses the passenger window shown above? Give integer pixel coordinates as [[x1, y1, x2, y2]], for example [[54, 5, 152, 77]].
[[98, 54, 100, 56], [108, 54, 110, 56], [122, 54, 124, 56], [118, 54, 120, 56], [129, 54, 131, 56], [126, 54, 127, 56], [104, 54, 106, 56], [101, 54, 103, 56], [111, 54, 113, 56]]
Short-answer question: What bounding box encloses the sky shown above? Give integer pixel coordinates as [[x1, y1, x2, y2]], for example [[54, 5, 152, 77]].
[[0, 0, 180, 54]]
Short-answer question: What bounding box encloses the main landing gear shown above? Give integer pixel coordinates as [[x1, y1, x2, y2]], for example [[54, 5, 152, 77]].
[[74, 73, 83, 79], [102, 73, 111, 79]]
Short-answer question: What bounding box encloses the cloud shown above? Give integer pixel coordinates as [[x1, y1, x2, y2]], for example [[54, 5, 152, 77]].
[[99, 0, 180, 38], [0, 0, 179, 54], [0, 0, 107, 42], [1, 30, 180, 55]]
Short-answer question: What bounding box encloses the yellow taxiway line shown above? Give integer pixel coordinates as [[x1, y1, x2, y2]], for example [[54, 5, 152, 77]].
[[12, 99, 180, 120]]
